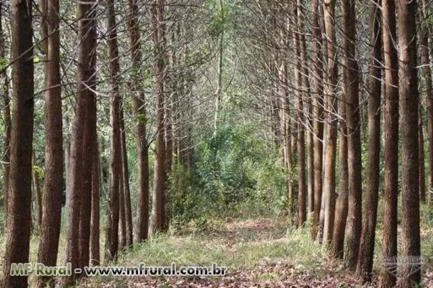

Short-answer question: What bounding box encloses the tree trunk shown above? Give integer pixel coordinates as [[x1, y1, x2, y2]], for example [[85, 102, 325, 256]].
[[379, 0, 399, 286], [342, 0, 363, 270], [127, 0, 150, 242], [120, 109, 133, 246], [398, 0, 421, 286], [106, 0, 121, 261], [36, 0, 63, 278], [64, 0, 97, 283], [322, 0, 338, 244], [2, 0, 34, 285], [311, 0, 324, 239], [90, 141, 100, 265], [356, 0, 382, 281], [332, 100, 348, 259], [150, 0, 167, 235], [294, 1, 306, 227]]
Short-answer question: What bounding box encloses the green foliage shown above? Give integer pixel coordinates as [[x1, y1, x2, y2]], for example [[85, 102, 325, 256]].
[[168, 121, 287, 227]]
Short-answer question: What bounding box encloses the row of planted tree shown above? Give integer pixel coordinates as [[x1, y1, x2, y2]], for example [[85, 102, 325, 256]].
[[1, 0, 432, 287], [241, 0, 427, 287], [1, 0, 204, 287]]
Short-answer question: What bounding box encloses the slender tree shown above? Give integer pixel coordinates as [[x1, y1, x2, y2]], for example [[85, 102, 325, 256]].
[[106, 0, 121, 261], [64, 0, 97, 283], [37, 0, 63, 285], [357, 0, 382, 281], [380, 0, 399, 286], [2, 0, 34, 285], [150, 0, 167, 235], [398, 0, 421, 285], [127, 0, 150, 242], [311, 0, 324, 238], [342, 0, 363, 270], [322, 0, 338, 244]]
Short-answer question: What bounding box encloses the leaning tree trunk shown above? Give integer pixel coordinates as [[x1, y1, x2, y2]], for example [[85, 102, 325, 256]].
[[398, 0, 421, 286], [379, 0, 399, 286], [37, 0, 63, 284], [2, 0, 34, 286], [356, 0, 382, 281]]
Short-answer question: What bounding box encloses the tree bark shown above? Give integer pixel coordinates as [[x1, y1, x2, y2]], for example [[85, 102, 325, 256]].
[[105, 0, 121, 261], [356, 0, 382, 281], [342, 0, 363, 270], [311, 0, 324, 239], [150, 0, 167, 235], [380, 0, 399, 286], [398, 0, 421, 286], [127, 0, 150, 242], [332, 101, 348, 259], [2, 0, 34, 285], [120, 109, 133, 246], [322, 0, 338, 244]]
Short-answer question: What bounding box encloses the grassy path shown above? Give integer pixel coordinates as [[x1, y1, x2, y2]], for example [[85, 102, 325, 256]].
[[77, 218, 369, 287]]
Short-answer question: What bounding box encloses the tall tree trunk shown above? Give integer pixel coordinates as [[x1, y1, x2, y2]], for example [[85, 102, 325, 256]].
[[380, 0, 399, 286], [37, 0, 63, 281], [295, 1, 306, 227], [78, 43, 97, 271], [64, 0, 97, 284], [322, 0, 338, 244], [356, 0, 382, 281], [311, 0, 324, 238], [398, 0, 421, 286], [120, 109, 133, 246], [150, 0, 167, 235], [332, 101, 348, 259], [342, 0, 363, 270], [2, 0, 34, 285], [0, 0, 11, 229], [106, 0, 121, 261], [90, 141, 100, 265], [127, 0, 150, 242]]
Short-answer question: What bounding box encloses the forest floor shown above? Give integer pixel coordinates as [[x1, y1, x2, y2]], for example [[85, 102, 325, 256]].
[[76, 217, 433, 288]]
